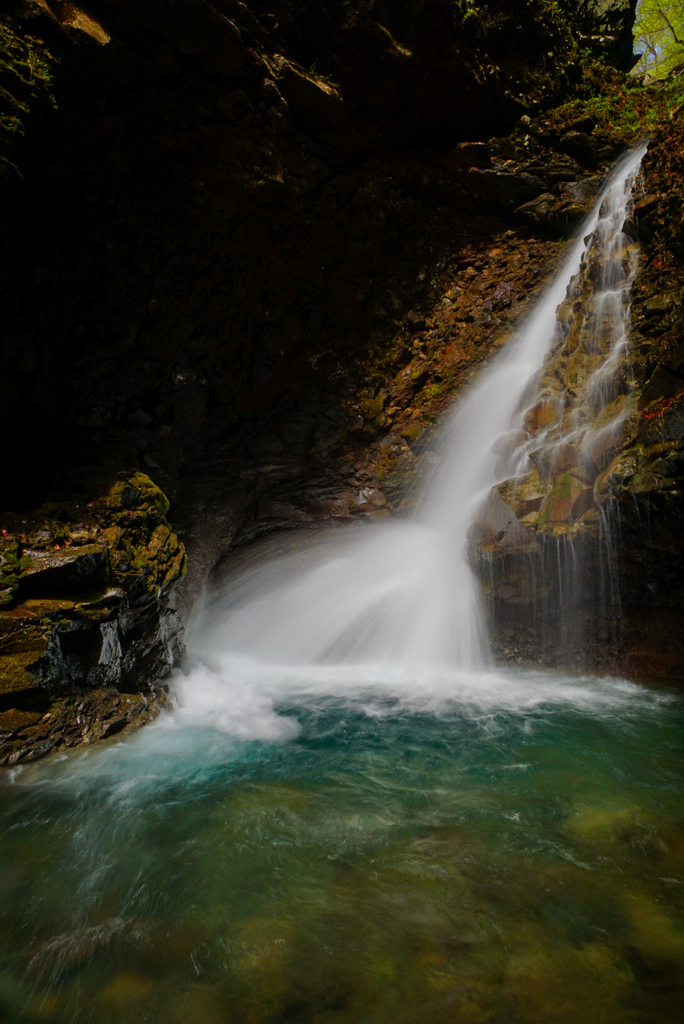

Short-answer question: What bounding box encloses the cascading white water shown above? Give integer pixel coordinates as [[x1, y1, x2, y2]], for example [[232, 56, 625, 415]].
[[195, 147, 647, 677]]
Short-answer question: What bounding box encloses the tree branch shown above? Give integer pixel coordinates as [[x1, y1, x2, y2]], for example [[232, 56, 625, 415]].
[[656, 6, 684, 46]]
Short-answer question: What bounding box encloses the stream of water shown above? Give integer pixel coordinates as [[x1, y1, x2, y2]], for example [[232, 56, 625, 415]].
[[1, 146, 683, 1024]]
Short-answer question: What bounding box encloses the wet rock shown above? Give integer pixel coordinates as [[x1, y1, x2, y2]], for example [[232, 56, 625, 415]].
[[0, 708, 41, 734], [0, 473, 186, 757], [524, 398, 561, 433], [559, 131, 598, 169], [499, 471, 548, 517], [17, 545, 109, 596], [642, 294, 673, 315], [626, 193, 663, 239], [639, 365, 684, 408], [469, 488, 537, 552], [537, 472, 586, 523], [492, 430, 531, 458], [0, 684, 172, 766], [467, 167, 544, 211], [571, 484, 596, 520]]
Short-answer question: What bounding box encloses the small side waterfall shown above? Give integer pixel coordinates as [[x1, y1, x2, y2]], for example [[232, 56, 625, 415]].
[[199, 146, 646, 674], [470, 144, 646, 665]]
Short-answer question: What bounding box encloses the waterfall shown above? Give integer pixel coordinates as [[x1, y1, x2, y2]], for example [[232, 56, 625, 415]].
[[470, 143, 647, 664], [197, 146, 646, 675]]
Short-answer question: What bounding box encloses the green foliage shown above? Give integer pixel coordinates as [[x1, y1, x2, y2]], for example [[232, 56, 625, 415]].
[[551, 75, 684, 141], [307, 63, 335, 87], [634, 1, 684, 79], [26, 46, 53, 84], [422, 382, 445, 401], [0, 18, 58, 181]]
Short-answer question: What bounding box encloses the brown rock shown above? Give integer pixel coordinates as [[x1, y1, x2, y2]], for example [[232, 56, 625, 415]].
[[0, 708, 42, 734], [469, 487, 538, 552], [571, 485, 596, 520], [447, 141, 492, 170], [515, 192, 557, 228], [538, 472, 585, 523], [491, 430, 531, 458], [639, 365, 683, 409], [273, 58, 347, 133], [524, 398, 561, 433]]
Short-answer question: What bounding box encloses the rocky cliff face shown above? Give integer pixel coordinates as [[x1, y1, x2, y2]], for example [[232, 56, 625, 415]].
[[600, 108, 684, 677], [469, 107, 684, 678], [0, 0, 638, 503], [6, 0, 682, 762]]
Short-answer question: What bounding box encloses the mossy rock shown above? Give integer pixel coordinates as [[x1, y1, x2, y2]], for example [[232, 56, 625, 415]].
[[103, 472, 171, 524], [536, 470, 585, 525], [0, 470, 185, 701], [0, 618, 51, 696]]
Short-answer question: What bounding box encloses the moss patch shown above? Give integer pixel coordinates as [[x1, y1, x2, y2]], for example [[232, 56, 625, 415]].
[[0, 14, 58, 183]]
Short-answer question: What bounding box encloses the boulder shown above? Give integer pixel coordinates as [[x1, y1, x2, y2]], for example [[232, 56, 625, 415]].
[[498, 471, 547, 517], [515, 192, 558, 230], [491, 430, 531, 458], [17, 545, 109, 596], [467, 167, 544, 211], [559, 131, 599, 169], [524, 397, 562, 433], [469, 487, 538, 552], [538, 472, 587, 524]]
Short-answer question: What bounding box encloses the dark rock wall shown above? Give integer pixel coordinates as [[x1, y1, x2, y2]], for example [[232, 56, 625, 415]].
[[571, 0, 638, 70], [1, 472, 186, 697], [1, 0, 636, 507]]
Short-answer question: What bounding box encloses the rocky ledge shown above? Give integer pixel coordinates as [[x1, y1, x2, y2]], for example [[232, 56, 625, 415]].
[[0, 471, 185, 763], [0, 684, 172, 766]]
